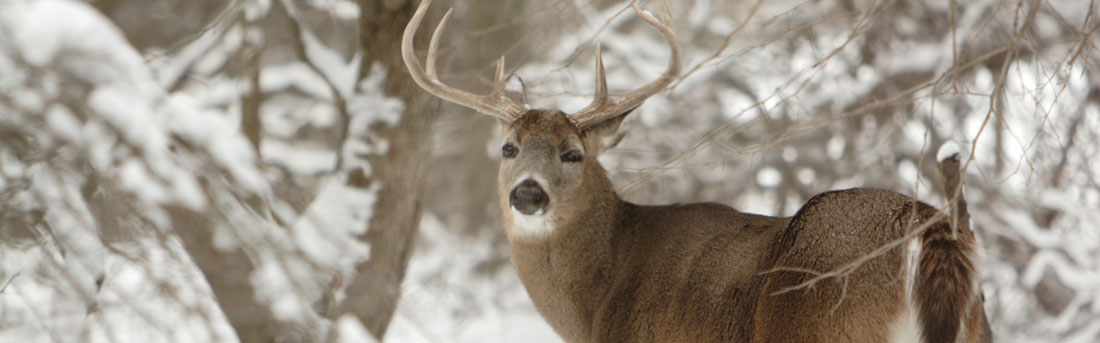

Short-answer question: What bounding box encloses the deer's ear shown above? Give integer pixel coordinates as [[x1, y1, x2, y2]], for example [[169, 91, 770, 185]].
[[582, 106, 637, 151], [583, 106, 637, 138]]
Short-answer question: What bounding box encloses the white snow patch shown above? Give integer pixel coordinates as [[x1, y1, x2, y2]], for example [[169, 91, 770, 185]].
[[826, 134, 845, 160], [250, 253, 319, 323], [796, 168, 815, 185], [3, 0, 139, 69], [937, 140, 961, 162], [718, 89, 760, 123], [782, 147, 798, 162], [336, 315, 378, 343], [119, 158, 170, 205], [386, 213, 559, 342], [45, 104, 82, 144], [262, 139, 338, 175], [1022, 251, 1100, 291], [165, 94, 267, 195], [1, 236, 237, 343], [291, 177, 376, 270], [756, 167, 781, 188], [898, 159, 918, 186], [261, 62, 336, 100], [87, 84, 164, 154], [349, 63, 404, 128], [300, 27, 361, 97]]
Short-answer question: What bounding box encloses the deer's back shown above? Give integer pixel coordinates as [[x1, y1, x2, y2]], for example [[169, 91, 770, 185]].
[[593, 188, 939, 342]]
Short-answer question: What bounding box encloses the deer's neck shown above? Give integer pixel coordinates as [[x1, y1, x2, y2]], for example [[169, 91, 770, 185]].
[[504, 170, 622, 342]]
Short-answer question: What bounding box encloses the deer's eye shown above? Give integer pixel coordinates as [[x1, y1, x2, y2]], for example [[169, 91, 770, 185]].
[[561, 150, 583, 163], [502, 143, 518, 158]]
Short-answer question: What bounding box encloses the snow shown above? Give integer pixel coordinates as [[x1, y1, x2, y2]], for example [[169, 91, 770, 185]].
[[164, 94, 267, 196], [937, 140, 961, 162], [897, 159, 919, 187], [147, 10, 234, 89], [826, 134, 845, 160], [336, 315, 377, 343], [45, 104, 81, 143], [350, 63, 404, 128], [87, 84, 160, 150], [85, 237, 237, 343], [261, 139, 339, 174], [299, 26, 361, 98], [291, 177, 375, 270], [4, 1, 125, 67], [385, 213, 559, 343], [243, 0, 272, 22], [307, 0, 361, 21], [0, 236, 237, 343], [262, 62, 337, 100], [796, 168, 815, 185], [755, 167, 781, 188], [251, 253, 316, 322], [1023, 251, 1100, 291], [118, 158, 171, 205]]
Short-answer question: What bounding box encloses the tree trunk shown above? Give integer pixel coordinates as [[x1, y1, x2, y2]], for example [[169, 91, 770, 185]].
[[169, 206, 314, 343], [339, 0, 439, 338]]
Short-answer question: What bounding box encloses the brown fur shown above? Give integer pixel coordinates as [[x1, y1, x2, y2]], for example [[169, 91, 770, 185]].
[[754, 190, 914, 343], [493, 110, 988, 342], [915, 203, 978, 343]]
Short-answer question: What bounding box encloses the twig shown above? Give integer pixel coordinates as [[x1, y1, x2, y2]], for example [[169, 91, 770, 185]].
[[0, 272, 19, 293], [668, 0, 765, 91]]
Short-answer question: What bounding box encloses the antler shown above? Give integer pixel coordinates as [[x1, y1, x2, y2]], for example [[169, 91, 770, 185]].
[[402, 0, 525, 121], [570, 1, 681, 130]]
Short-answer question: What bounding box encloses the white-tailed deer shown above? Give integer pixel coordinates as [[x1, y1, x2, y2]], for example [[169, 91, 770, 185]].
[[403, 1, 991, 342]]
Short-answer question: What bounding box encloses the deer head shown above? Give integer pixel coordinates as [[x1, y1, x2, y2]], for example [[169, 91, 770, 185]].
[[402, 0, 680, 240]]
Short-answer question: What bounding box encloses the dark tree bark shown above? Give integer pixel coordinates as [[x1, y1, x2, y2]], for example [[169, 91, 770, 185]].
[[240, 42, 264, 153], [338, 0, 440, 338]]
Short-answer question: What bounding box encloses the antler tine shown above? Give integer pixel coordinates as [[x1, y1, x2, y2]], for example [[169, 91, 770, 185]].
[[570, 0, 682, 129], [492, 56, 507, 94], [592, 41, 610, 106], [424, 6, 452, 79], [402, 0, 525, 121]]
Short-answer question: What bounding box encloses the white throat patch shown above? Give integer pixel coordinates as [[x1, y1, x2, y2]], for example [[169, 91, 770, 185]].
[[510, 208, 555, 238]]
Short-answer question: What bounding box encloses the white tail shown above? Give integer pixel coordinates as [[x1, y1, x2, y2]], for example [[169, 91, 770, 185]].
[[403, 1, 990, 342]]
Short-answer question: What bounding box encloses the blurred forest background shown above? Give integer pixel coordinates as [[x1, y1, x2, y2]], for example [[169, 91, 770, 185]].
[[1, 0, 1098, 342]]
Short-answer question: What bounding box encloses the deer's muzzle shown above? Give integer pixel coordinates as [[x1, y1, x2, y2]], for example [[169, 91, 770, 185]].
[[510, 179, 549, 215]]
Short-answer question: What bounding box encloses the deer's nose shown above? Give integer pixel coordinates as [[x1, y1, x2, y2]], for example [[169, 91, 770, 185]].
[[510, 179, 549, 215]]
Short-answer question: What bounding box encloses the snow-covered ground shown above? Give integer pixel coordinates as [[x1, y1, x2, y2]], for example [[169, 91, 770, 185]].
[[0, 237, 237, 343], [386, 214, 558, 343], [0, 219, 555, 343]]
